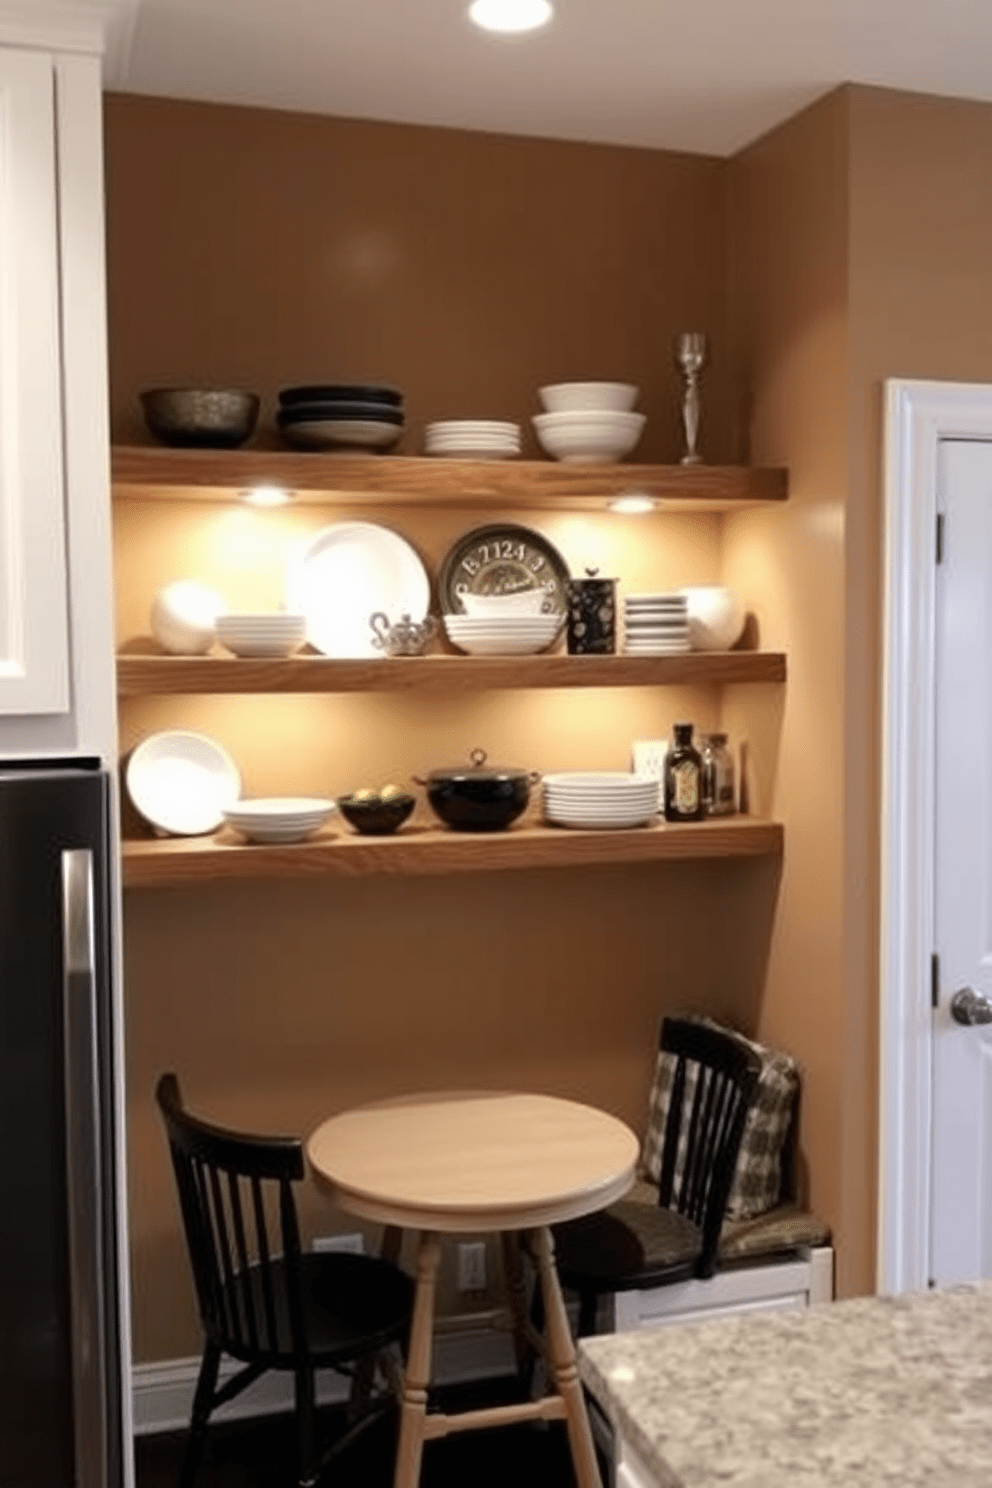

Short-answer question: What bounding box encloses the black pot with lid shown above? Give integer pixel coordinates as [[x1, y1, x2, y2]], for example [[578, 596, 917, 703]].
[[414, 748, 539, 832]]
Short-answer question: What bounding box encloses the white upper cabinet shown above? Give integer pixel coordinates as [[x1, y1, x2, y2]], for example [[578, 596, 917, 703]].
[[0, 49, 69, 714]]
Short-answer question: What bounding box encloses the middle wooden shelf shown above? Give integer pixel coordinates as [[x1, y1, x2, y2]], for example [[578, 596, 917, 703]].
[[117, 650, 786, 696]]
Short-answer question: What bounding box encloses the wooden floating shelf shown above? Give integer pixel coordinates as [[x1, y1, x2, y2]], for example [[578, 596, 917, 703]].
[[111, 446, 787, 513], [117, 650, 787, 697], [121, 817, 784, 888]]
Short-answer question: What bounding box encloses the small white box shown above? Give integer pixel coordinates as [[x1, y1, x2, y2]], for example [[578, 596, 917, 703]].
[[632, 739, 668, 780]]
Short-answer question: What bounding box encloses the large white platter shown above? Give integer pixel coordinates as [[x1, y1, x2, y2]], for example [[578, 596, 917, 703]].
[[126, 730, 241, 836], [285, 521, 430, 658]]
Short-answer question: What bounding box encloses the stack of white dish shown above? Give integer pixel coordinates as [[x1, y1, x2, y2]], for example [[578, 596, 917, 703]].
[[216, 613, 307, 658], [221, 797, 335, 844], [444, 613, 561, 655], [533, 382, 645, 464], [425, 420, 521, 459], [622, 593, 690, 654], [543, 772, 660, 829]]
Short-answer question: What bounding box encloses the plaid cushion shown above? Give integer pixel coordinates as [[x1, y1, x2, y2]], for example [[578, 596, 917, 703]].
[[641, 1017, 800, 1221]]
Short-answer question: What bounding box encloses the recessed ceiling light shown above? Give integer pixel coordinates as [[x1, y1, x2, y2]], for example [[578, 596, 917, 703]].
[[468, 0, 554, 34], [609, 494, 656, 515], [242, 485, 292, 507]]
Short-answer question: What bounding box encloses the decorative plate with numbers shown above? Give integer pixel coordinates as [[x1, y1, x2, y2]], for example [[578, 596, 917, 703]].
[[438, 523, 570, 616]]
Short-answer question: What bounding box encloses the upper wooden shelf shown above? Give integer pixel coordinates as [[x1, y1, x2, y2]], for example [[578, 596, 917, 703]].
[[117, 650, 787, 697], [110, 446, 788, 513], [121, 816, 783, 889]]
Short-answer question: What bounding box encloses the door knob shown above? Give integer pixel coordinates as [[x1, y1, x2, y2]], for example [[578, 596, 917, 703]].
[[950, 988, 992, 1025]]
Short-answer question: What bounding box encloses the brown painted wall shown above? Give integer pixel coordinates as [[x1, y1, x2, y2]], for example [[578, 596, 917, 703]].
[[725, 92, 852, 1281], [105, 97, 785, 1363]]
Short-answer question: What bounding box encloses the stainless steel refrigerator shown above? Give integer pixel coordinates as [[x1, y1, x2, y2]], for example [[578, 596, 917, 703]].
[[0, 758, 123, 1487]]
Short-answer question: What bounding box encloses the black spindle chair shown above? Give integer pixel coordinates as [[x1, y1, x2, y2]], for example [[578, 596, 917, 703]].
[[550, 1016, 762, 1335], [156, 1073, 413, 1488]]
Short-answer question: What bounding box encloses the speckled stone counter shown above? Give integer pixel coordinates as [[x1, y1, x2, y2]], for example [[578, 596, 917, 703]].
[[579, 1283, 992, 1488]]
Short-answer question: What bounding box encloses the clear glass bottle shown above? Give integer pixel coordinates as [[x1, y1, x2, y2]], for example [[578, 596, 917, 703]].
[[664, 721, 703, 822], [701, 731, 736, 816]]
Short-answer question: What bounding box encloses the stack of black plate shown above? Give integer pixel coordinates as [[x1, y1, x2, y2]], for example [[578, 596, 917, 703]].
[[277, 384, 405, 453]]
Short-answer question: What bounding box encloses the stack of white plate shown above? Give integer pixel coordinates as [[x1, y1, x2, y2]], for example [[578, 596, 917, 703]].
[[623, 593, 690, 655], [543, 772, 660, 829], [444, 613, 561, 656], [216, 613, 307, 657], [425, 420, 521, 460], [221, 797, 336, 844]]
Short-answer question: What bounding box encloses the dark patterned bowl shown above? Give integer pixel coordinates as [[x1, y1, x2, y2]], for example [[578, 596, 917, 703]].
[[140, 388, 260, 448], [337, 793, 416, 835]]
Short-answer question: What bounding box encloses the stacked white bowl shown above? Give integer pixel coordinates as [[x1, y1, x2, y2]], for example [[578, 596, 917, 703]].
[[444, 614, 561, 656], [221, 797, 335, 843], [425, 420, 521, 459], [622, 593, 690, 655], [216, 613, 307, 658], [543, 771, 660, 829], [533, 382, 645, 464]]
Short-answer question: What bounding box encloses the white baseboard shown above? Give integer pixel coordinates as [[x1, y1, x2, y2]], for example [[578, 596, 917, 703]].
[[132, 1316, 518, 1437]]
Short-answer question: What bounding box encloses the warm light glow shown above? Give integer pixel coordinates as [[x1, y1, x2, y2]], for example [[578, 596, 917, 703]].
[[609, 494, 657, 515], [468, 0, 553, 33], [242, 485, 292, 507]]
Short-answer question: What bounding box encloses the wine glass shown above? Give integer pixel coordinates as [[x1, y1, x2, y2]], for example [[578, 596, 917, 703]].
[[674, 331, 708, 464]]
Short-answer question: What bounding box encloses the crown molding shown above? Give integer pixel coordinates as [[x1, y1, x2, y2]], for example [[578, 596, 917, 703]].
[[0, 0, 137, 57]]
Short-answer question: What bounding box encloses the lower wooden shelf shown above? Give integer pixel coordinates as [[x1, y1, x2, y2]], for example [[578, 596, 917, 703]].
[[121, 816, 783, 888]]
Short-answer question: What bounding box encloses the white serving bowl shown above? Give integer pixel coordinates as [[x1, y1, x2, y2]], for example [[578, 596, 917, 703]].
[[533, 410, 646, 464], [126, 730, 241, 836], [458, 590, 552, 618], [216, 613, 307, 658], [150, 579, 227, 655], [538, 382, 639, 413], [680, 585, 746, 650], [222, 797, 335, 844]]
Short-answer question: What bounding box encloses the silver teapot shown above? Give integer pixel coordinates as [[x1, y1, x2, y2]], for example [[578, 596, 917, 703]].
[[369, 611, 436, 657]]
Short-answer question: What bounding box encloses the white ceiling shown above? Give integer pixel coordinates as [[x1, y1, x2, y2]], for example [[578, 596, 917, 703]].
[[105, 0, 992, 157]]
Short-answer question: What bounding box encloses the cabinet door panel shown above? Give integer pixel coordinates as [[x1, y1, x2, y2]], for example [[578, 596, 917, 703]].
[[0, 49, 68, 714]]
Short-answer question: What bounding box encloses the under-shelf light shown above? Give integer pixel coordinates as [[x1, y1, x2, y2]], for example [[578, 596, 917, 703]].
[[609, 493, 657, 515], [242, 485, 293, 507], [468, 0, 553, 33]]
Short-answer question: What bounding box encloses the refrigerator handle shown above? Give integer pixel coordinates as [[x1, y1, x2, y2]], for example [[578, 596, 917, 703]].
[[61, 848, 108, 1488]]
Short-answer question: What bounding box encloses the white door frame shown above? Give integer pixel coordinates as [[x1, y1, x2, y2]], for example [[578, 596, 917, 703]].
[[879, 378, 992, 1294]]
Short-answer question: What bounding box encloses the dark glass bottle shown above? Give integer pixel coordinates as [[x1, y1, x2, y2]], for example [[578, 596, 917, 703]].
[[664, 722, 703, 822]]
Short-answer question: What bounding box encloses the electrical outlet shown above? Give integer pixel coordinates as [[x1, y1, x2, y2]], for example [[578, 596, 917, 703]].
[[313, 1232, 364, 1255], [457, 1241, 486, 1291]]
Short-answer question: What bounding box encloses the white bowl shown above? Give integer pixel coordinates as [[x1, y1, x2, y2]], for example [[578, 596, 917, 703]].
[[150, 580, 227, 655], [458, 591, 553, 618], [126, 731, 241, 836], [538, 382, 639, 413], [533, 410, 646, 464], [445, 632, 558, 656], [680, 585, 746, 650]]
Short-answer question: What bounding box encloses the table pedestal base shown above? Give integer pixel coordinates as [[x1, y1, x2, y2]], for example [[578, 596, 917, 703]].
[[393, 1226, 602, 1488]]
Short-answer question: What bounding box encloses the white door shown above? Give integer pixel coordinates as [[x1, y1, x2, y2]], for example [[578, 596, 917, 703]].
[[0, 49, 69, 714], [931, 437, 992, 1284]]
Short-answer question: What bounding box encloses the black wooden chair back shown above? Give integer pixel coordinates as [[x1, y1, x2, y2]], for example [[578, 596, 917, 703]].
[[655, 1016, 761, 1276], [156, 1072, 309, 1363]]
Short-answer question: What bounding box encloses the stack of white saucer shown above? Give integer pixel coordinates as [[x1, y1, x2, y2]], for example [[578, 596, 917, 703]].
[[622, 593, 690, 655], [424, 420, 521, 460], [542, 772, 660, 829]]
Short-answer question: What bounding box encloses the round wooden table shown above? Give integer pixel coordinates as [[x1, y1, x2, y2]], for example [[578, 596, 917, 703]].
[[307, 1090, 638, 1488]]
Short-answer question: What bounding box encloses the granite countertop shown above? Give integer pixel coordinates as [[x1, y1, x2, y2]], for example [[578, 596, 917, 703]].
[[578, 1283, 992, 1488]]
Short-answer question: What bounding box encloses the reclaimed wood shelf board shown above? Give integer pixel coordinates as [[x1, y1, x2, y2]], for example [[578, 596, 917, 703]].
[[111, 446, 788, 512], [121, 817, 784, 888], [116, 650, 787, 696]]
